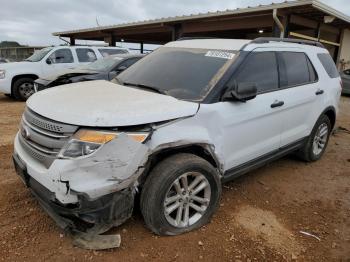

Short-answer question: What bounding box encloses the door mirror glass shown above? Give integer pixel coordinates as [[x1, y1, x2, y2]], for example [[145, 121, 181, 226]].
[[117, 65, 127, 72], [109, 71, 118, 79], [46, 58, 52, 65], [223, 82, 257, 102]]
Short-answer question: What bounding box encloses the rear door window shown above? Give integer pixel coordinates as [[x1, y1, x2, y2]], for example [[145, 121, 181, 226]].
[[234, 52, 279, 93], [76, 48, 97, 62], [48, 49, 74, 64], [317, 53, 339, 78], [278, 52, 317, 88], [307, 57, 318, 82]]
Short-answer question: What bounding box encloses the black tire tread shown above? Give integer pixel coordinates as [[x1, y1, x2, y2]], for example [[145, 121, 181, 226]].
[[140, 153, 221, 236], [12, 77, 35, 101], [297, 114, 331, 162]]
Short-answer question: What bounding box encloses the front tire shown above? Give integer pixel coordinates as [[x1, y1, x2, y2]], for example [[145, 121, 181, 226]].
[[297, 114, 331, 162], [13, 77, 36, 101], [140, 153, 221, 236]]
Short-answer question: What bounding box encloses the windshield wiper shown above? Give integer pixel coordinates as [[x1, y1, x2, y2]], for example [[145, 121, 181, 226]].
[[122, 82, 167, 95]]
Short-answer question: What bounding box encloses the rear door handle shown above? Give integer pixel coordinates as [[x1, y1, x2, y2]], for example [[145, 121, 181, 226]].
[[271, 100, 284, 108], [316, 89, 324, 95]]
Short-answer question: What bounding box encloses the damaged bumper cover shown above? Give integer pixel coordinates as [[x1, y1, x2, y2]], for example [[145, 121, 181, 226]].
[[14, 160, 134, 234], [13, 132, 149, 234]]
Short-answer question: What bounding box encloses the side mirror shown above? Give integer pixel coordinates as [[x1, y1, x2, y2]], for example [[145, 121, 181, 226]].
[[46, 58, 52, 65], [108, 71, 118, 80], [117, 65, 127, 72], [222, 82, 257, 102]]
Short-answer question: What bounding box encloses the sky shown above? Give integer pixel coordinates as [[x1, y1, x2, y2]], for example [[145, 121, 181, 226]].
[[0, 0, 349, 46]]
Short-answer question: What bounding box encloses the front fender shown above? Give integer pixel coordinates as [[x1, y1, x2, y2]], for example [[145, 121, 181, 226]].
[[146, 117, 225, 174]]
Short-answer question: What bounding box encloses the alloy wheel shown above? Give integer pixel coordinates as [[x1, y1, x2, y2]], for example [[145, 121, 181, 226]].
[[163, 172, 211, 228], [18, 82, 35, 99], [312, 123, 329, 156]]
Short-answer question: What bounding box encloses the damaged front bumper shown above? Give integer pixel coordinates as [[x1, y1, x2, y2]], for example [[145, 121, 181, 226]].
[[13, 132, 149, 234], [14, 154, 134, 233]]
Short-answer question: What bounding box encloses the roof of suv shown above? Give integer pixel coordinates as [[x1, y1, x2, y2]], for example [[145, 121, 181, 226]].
[[165, 38, 327, 53], [165, 39, 251, 51]]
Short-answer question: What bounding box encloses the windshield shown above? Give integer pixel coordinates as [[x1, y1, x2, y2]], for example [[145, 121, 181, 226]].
[[117, 47, 237, 101], [25, 47, 53, 62], [77, 57, 121, 72]]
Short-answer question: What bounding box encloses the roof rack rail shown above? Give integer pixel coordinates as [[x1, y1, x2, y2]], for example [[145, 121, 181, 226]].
[[252, 37, 324, 48]]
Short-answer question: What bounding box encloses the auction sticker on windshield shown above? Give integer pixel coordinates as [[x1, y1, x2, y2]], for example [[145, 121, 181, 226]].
[[205, 50, 235, 60]]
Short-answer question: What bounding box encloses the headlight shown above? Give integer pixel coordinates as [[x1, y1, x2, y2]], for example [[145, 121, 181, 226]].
[[58, 129, 149, 159], [0, 70, 5, 79]]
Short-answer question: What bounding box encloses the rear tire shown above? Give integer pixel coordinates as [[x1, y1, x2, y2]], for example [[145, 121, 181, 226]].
[[12, 77, 36, 101], [297, 114, 331, 162], [140, 153, 221, 236]]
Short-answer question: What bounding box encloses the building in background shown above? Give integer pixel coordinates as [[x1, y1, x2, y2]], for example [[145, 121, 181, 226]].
[[53, 0, 350, 69], [0, 46, 46, 62]]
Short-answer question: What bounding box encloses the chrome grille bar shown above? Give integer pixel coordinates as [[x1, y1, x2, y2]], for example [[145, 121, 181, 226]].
[[22, 116, 68, 139], [19, 108, 78, 168]]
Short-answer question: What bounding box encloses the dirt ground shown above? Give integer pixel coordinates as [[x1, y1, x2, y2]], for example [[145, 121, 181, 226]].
[[0, 94, 349, 261]]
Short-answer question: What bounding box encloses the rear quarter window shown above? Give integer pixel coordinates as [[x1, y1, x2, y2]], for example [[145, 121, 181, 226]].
[[317, 53, 339, 78]]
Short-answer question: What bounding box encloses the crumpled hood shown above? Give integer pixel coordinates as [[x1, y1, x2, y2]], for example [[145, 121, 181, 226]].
[[27, 80, 199, 127], [43, 68, 99, 81]]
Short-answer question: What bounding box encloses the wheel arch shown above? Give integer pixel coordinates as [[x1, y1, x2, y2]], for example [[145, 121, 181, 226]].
[[139, 143, 222, 186], [11, 74, 39, 94], [321, 106, 336, 130]]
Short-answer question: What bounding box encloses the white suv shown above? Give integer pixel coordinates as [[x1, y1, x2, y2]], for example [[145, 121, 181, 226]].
[[13, 38, 341, 238], [0, 46, 129, 100]]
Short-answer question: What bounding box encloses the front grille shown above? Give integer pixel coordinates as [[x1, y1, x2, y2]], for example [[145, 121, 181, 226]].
[[24, 109, 77, 134], [19, 108, 78, 168]]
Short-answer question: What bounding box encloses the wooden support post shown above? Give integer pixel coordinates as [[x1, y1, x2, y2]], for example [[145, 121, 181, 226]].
[[70, 37, 75, 46], [140, 42, 144, 54], [316, 23, 321, 41], [104, 34, 116, 46], [284, 14, 291, 38], [172, 24, 183, 41]]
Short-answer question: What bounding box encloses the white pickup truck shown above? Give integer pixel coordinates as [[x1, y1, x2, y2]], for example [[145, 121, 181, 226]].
[[0, 46, 129, 100]]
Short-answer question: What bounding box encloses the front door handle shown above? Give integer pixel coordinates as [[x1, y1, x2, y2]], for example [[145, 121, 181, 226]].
[[271, 100, 284, 108], [316, 89, 324, 95]]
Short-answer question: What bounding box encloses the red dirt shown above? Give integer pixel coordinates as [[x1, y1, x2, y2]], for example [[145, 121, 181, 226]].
[[0, 94, 349, 261]]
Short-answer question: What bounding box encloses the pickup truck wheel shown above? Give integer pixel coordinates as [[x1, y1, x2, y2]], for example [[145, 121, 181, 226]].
[[13, 78, 35, 101], [297, 114, 331, 162], [140, 153, 221, 236]]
